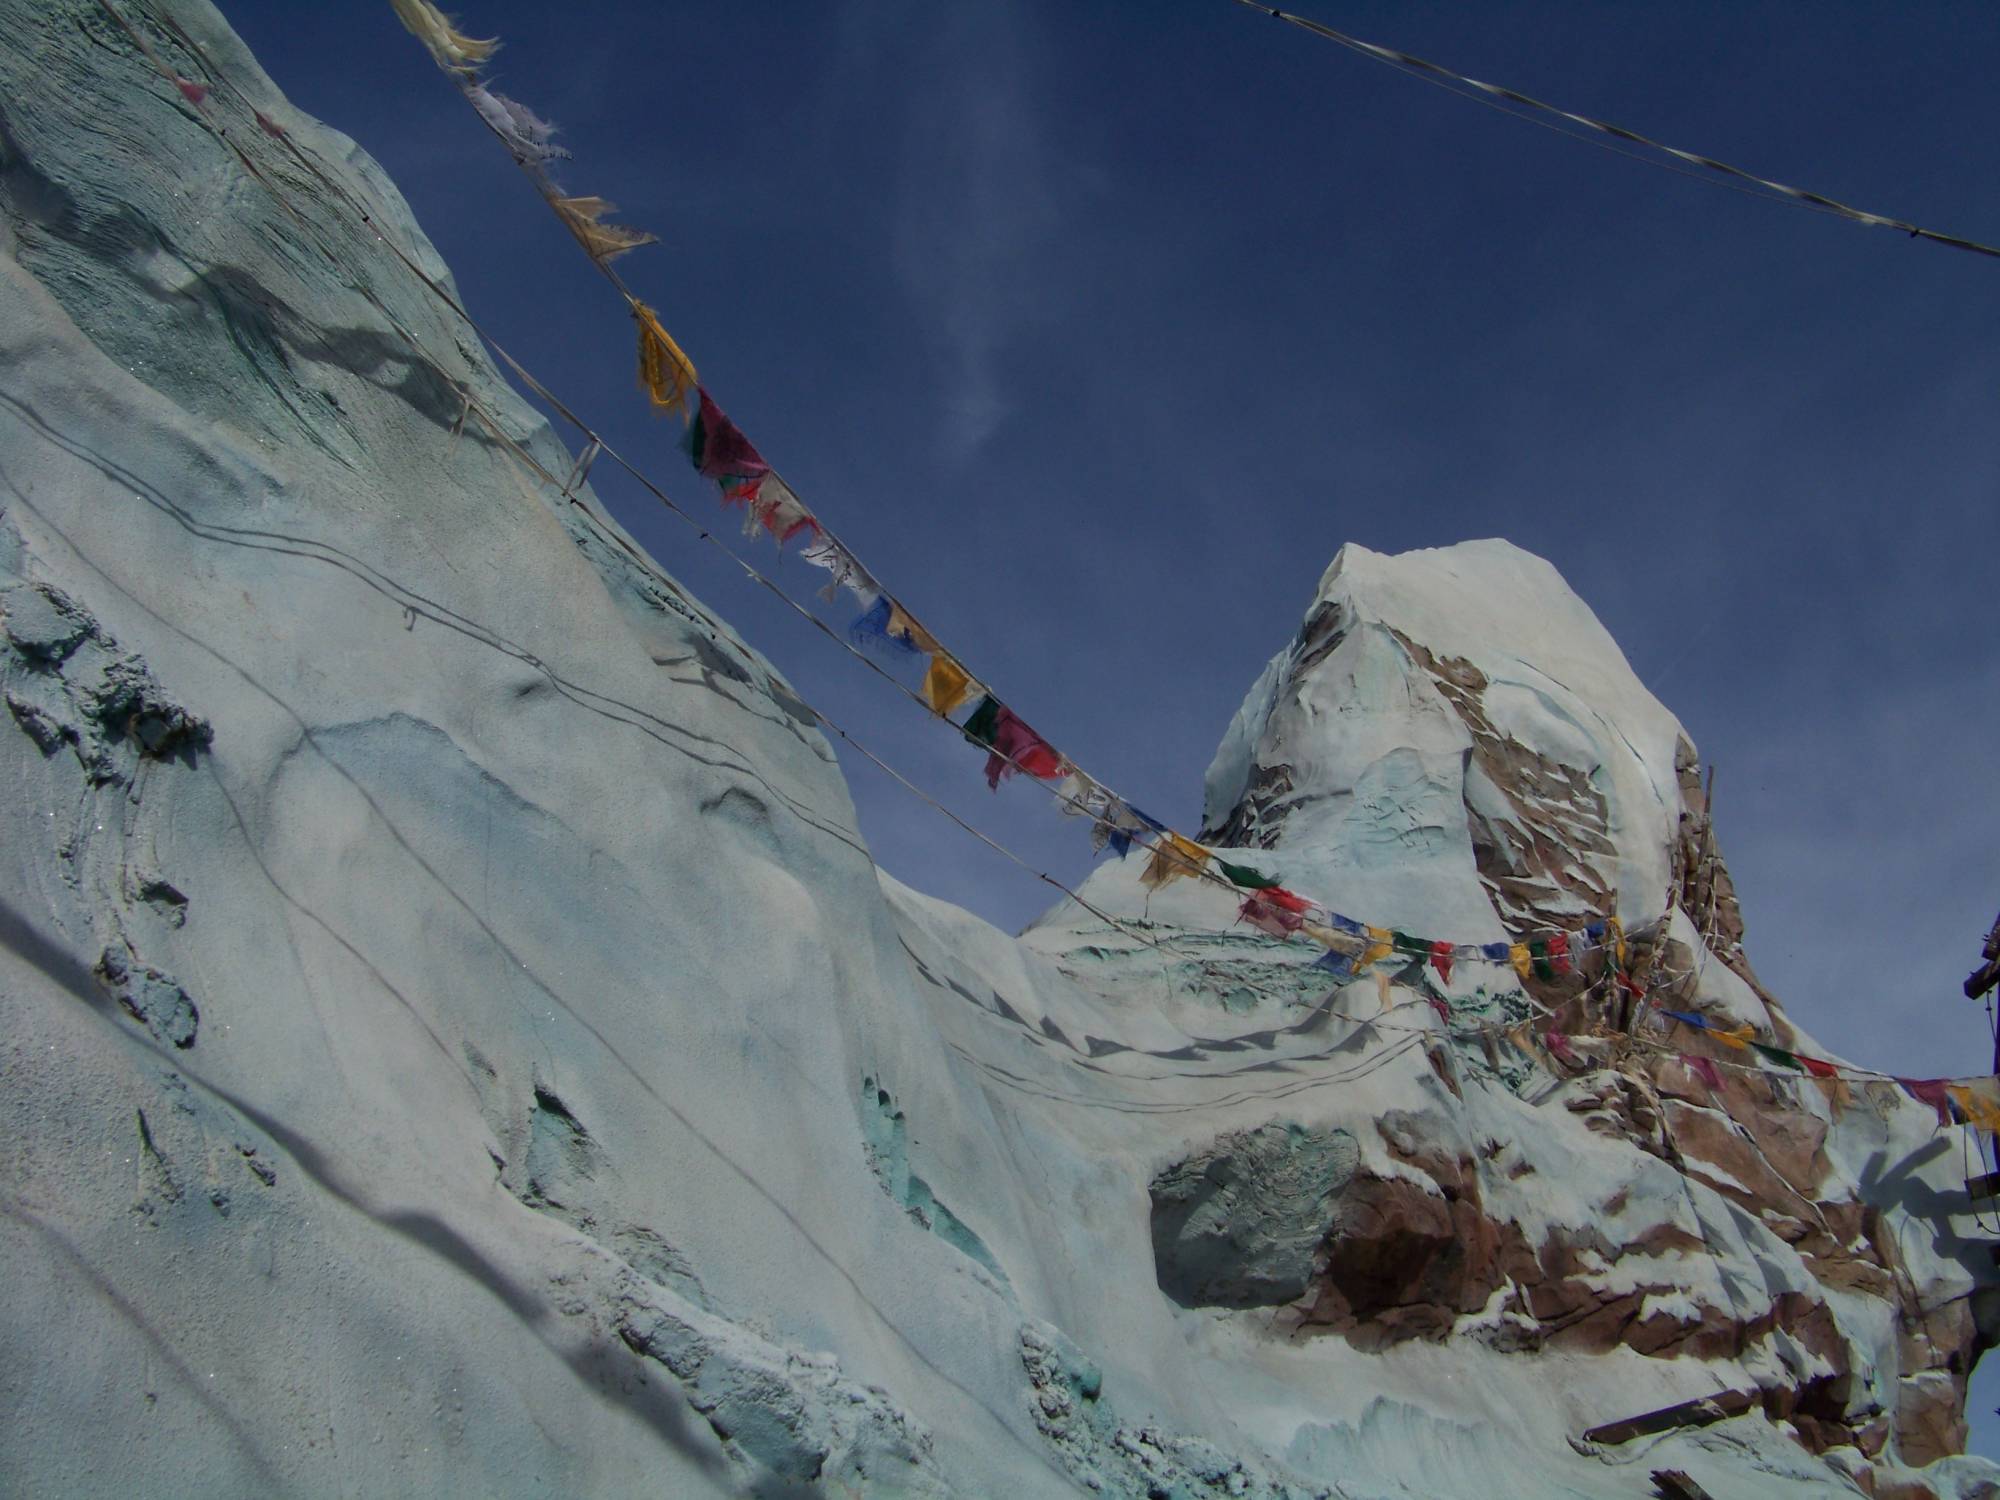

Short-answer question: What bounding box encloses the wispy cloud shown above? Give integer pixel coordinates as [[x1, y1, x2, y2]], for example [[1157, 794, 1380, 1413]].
[[891, 2, 1060, 461]]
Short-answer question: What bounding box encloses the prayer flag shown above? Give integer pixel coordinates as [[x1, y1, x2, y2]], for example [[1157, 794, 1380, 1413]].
[[959, 695, 1001, 749], [1528, 939, 1554, 982], [1313, 947, 1356, 978], [1091, 801, 1148, 860], [1607, 915, 1628, 966], [1751, 1042, 1803, 1072], [1799, 1056, 1839, 1080], [1265, 887, 1311, 915], [1359, 926, 1393, 969], [1429, 940, 1454, 986], [468, 85, 569, 165], [922, 654, 976, 717], [1950, 1080, 2000, 1135], [689, 388, 769, 482], [1240, 894, 1303, 937], [1547, 932, 1572, 976], [1218, 861, 1280, 891], [1544, 1031, 1580, 1067], [1708, 1024, 1753, 1051], [983, 706, 1064, 789], [1328, 915, 1365, 937], [1140, 833, 1210, 891], [1509, 944, 1532, 981], [1481, 941, 1512, 963], [1900, 1079, 1955, 1129], [390, 0, 499, 72], [1391, 931, 1428, 957], [1682, 1054, 1724, 1092], [850, 597, 921, 656], [552, 193, 657, 264], [1302, 923, 1358, 952], [1658, 1009, 1705, 1029]]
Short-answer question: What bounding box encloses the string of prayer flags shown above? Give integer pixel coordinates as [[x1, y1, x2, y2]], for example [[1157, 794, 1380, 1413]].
[[981, 707, 1064, 789], [921, 653, 977, 717], [1141, 833, 1210, 891], [552, 193, 658, 265], [633, 304, 697, 420], [1219, 861, 1281, 891], [390, 0, 498, 72]]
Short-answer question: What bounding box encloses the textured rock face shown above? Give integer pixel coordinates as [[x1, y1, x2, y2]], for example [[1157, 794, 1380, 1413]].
[[1150, 1122, 1359, 1308], [4, 5, 1999, 1499]]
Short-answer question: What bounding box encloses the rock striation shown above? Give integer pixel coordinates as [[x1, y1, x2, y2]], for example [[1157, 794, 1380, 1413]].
[[2, 4, 1997, 1498]]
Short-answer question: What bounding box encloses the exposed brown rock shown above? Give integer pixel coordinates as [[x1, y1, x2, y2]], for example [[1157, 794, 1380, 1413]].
[[1895, 1370, 1969, 1469]]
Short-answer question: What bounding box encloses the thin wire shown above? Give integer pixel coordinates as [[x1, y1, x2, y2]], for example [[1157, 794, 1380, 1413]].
[[1232, 0, 2000, 261]]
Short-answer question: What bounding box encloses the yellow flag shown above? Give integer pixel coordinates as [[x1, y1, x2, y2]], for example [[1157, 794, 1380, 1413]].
[[1709, 1024, 1753, 1051], [389, 0, 498, 72], [1359, 925, 1393, 968], [555, 195, 659, 265], [1140, 833, 1209, 891], [1950, 1082, 2000, 1135], [1509, 943, 1533, 981], [632, 302, 696, 419], [1303, 923, 1360, 953], [886, 603, 939, 655], [921, 654, 975, 717], [1607, 915, 1628, 967]]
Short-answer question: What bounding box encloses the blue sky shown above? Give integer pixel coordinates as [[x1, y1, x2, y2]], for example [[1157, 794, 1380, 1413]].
[[225, 0, 2000, 1447]]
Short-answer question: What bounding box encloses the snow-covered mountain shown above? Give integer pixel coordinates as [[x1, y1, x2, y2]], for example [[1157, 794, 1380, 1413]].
[[2, 4, 1994, 1497]]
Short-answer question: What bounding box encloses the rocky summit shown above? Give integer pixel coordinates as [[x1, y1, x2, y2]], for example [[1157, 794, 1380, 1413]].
[[2, 4, 1995, 1498]]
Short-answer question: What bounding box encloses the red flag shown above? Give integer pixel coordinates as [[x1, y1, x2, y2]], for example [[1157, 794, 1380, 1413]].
[[1239, 895, 1303, 938], [1682, 1054, 1724, 1092], [1429, 939, 1454, 985], [1800, 1056, 1839, 1080], [1548, 931, 1572, 976], [983, 707, 1063, 789], [1264, 887, 1311, 914]]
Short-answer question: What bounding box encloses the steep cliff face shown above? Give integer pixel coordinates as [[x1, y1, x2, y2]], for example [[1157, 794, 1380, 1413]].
[[2, 5, 1996, 1499]]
